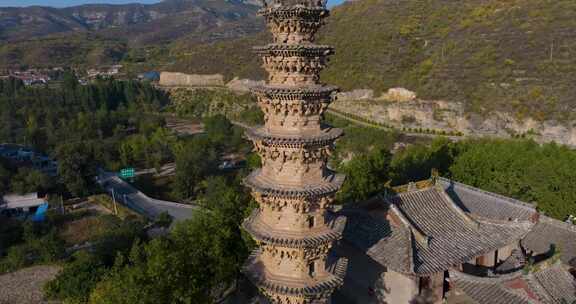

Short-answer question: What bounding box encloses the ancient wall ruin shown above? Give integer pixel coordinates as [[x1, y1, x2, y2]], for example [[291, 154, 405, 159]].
[[159, 72, 225, 87]]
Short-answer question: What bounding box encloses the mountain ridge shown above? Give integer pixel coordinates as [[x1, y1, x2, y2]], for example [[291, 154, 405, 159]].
[[0, 0, 263, 44]]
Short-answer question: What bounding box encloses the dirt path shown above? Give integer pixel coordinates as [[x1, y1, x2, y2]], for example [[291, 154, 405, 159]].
[[0, 265, 62, 304]]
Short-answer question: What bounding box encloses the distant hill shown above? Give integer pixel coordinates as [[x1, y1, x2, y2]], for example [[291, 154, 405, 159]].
[[163, 0, 576, 121], [0, 0, 263, 68]]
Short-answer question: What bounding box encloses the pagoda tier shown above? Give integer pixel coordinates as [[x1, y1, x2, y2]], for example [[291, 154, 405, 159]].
[[259, 5, 329, 44], [244, 250, 348, 304], [243, 0, 346, 302], [243, 208, 346, 248], [255, 45, 334, 86]]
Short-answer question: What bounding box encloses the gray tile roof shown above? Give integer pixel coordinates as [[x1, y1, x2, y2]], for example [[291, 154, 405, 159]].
[[451, 262, 576, 304], [528, 263, 576, 304], [438, 177, 537, 222], [450, 270, 539, 304], [342, 187, 534, 275], [342, 208, 413, 273], [522, 216, 576, 265]]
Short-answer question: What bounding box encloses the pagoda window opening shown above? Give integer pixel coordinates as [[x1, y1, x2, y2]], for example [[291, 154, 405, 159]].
[[309, 261, 316, 277], [308, 216, 315, 228]]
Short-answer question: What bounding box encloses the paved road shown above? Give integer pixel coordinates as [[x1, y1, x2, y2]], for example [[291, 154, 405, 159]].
[[98, 172, 197, 222]]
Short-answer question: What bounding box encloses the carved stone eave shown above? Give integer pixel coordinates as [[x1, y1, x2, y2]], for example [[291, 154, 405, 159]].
[[244, 169, 344, 198], [254, 44, 334, 56], [251, 84, 338, 97], [242, 208, 347, 248], [246, 126, 343, 146], [258, 6, 329, 18]]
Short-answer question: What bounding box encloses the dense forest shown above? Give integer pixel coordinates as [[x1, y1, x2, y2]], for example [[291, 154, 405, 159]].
[[0, 76, 169, 197], [329, 111, 576, 220]]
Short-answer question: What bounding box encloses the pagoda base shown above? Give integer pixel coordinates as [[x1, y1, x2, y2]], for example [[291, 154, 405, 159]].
[[243, 250, 348, 304]]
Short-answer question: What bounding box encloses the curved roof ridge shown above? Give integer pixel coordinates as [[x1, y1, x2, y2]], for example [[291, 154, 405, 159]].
[[436, 186, 482, 229], [474, 217, 535, 229], [385, 196, 430, 247], [438, 177, 536, 210], [450, 268, 525, 284]]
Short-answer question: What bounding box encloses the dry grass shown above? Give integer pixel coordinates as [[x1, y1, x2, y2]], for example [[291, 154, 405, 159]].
[[58, 216, 101, 245]]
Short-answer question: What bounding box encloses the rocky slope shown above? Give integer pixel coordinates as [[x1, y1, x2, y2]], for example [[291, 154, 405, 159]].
[[0, 0, 262, 43]]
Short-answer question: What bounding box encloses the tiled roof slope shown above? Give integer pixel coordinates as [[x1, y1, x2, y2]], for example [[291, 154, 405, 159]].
[[450, 270, 539, 304], [342, 187, 534, 275], [438, 177, 576, 265], [451, 262, 576, 304], [390, 188, 533, 274], [342, 209, 413, 273], [522, 216, 576, 265], [438, 177, 536, 221], [528, 263, 576, 303]]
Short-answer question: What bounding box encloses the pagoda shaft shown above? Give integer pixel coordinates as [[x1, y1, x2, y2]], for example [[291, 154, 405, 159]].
[[242, 1, 347, 303]]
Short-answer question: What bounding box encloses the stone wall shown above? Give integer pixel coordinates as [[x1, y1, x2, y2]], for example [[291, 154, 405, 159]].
[[159, 72, 225, 87], [226, 77, 266, 93]]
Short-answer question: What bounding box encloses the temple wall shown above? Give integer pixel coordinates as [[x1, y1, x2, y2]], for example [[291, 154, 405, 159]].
[[159, 72, 225, 87], [427, 272, 445, 304], [385, 272, 419, 304], [335, 242, 418, 303], [497, 244, 516, 264]]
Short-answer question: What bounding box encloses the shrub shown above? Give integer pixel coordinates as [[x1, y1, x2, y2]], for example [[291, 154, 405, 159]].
[[44, 252, 108, 303]]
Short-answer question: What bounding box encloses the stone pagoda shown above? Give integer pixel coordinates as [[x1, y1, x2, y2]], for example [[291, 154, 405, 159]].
[[242, 0, 347, 303]]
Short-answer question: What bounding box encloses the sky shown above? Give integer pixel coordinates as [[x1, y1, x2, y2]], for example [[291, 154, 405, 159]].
[[0, 0, 162, 7], [0, 0, 344, 7]]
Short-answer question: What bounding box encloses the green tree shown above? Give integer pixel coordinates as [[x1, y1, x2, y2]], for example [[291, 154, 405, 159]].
[[45, 252, 108, 304], [10, 168, 52, 194], [337, 148, 392, 203], [172, 137, 218, 200], [390, 137, 458, 185], [56, 142, 98, 197], [203, 114, 233, 147], [89, 211, 249, 304]]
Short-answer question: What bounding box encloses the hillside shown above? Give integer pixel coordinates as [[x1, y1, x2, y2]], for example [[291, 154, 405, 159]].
[[2, 0, 575, 121], [161, 0, 576, 121]]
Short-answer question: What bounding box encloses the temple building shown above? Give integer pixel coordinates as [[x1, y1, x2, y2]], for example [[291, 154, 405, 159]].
[[335, 177, 576, 304], [242, 0, 347, 303], [239, 0, 575, 303]]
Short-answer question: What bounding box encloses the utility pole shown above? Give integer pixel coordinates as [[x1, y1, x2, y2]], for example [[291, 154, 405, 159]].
[[111, 188, 118, 215]]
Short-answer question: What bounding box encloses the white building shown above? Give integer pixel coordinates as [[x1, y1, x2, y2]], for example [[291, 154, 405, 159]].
[[0, 193, 47, 217]]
